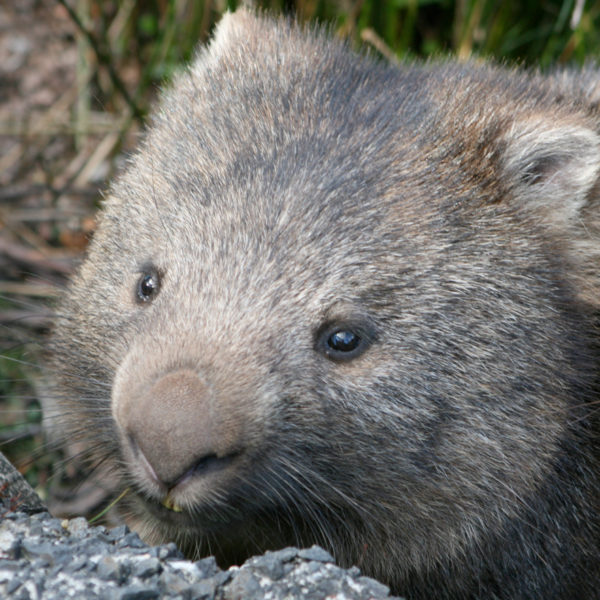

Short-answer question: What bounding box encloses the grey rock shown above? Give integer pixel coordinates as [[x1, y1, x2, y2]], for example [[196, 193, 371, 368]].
[[97, 555, 123, 582], [67, 556, 89, 572], [64, 517, 91, 538], [132, 556, 162, 578], [116, 585, 160, 600], [0, 526, 22, 558], [357, 576, 395, 598], [297, 545, 335, 563], [106, 524, 130, 541], [158, 570, 192, 596], [187, 578, 217, 600], [245, 551, 288, 580], [22, 539, 58, 560], [0, 458, 396, 599], [224, 568, 262, 600], [192, 556, 218, 578], [42, 518, 66, 536], [157, 543, 183, 560], [6, 576, 22, 594], [210, 569, 233, 587], [0, 452, 46, 514], [119, 532, 146, 549]]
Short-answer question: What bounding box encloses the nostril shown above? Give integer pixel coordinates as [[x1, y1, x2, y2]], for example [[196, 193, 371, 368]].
[[170, 451, 241, 489], [191, 453, 221, 476]]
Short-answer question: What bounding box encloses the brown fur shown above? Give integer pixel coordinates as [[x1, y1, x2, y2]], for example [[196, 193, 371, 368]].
[[48, 9, 600, 599]]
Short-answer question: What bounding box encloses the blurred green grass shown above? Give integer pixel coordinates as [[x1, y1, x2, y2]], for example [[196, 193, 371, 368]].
[[57, 0, 600, 124], [116, 0, 600, 71]]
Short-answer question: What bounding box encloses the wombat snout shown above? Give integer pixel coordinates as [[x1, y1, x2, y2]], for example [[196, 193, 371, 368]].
[[113, 369, 243, 493]]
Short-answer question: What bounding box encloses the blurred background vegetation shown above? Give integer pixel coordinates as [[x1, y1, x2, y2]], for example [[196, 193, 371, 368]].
[[54, 0, 600, 128], [1, 0, 599, 515]]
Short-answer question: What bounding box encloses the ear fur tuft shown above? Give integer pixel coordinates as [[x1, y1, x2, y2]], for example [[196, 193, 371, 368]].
[[207, 7, 257, 57], [503, 120, 600, 226]]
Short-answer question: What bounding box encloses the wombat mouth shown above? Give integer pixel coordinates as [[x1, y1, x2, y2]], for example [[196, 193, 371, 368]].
[[129, 447, 250, 529], [138, 487, 251, 535], [157, 453, 242, 515], [143, 497, 192, 523]]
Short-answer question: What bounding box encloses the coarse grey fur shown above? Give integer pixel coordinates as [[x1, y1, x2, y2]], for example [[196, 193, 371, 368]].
[[48, 9, 600, 599]]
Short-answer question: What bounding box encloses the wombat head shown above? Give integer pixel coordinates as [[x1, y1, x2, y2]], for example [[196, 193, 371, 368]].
[[50, 9, 600, 596]]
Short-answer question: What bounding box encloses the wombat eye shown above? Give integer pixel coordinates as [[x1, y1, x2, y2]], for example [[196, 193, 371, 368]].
[[136, 272, 160, 303], [328, 330, 360, 353], [316, 323, 371, 362]]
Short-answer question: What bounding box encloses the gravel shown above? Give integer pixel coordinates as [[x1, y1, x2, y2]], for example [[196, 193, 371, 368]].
[[0, 453, 400, 599]]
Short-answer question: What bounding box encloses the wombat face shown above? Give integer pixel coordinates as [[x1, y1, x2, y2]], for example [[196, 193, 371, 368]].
[[49, 9, 600, 597]]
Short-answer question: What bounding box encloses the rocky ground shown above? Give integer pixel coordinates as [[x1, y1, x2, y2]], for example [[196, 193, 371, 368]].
[[0, 452, 399, 600]]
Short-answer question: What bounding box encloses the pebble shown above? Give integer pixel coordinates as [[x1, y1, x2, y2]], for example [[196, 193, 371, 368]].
[[298, 545, 336, 562], [0, 511, 398, 599], [131, 557, 162, 578]]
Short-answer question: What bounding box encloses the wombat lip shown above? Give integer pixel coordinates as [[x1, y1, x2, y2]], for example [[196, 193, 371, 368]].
[[139, 451, 245, 524], [141, 491, 229, 531]]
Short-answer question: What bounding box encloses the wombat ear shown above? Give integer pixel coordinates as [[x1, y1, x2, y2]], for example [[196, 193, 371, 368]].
[[502, 121, 600, 225], [207, 7, 260, 57]]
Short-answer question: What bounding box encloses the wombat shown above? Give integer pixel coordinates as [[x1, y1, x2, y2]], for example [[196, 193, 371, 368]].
[[47, 8, 600, 599]]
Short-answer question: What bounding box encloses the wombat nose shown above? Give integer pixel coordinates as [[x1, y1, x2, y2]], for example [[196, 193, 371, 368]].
[[115, 369, 240, 488]]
